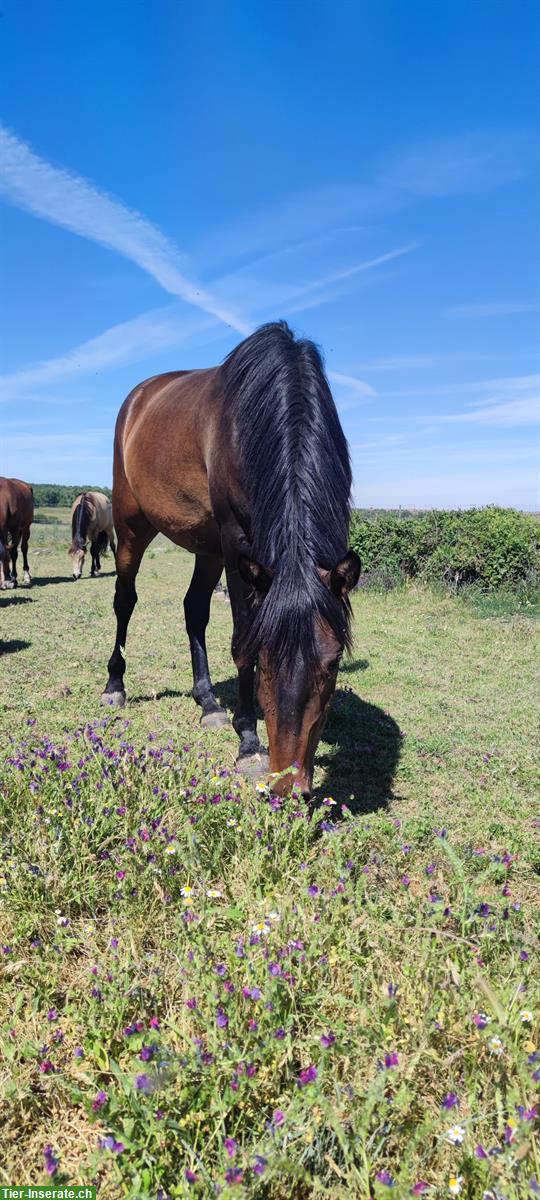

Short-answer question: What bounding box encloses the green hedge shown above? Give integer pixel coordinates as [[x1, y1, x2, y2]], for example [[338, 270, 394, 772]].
[[349, 507, 540, 591]]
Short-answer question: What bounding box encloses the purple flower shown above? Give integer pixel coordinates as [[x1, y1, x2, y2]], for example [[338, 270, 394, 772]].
[[139, 1044, 154, 1061], [253, 1155, 267, 1176], [149, 1016, 160, 1029], [185, 1169, 197, 1184], [274, 1027, 286, 1039], [384, 1052, 399, 1069], [401, 874, 410, 888], [224, 1136, 237, 1158], [44, 1145, 59, 1176], [375, 1170, 395, 1187], [39, 1059, 54, 1074], [225, 1169, 243, 1185], [442, 1092, 459, 1109], [475, 1144, 488, 1159], [47, 1008, 58, 1022], [216, 1008, 229, 1028], [411, 1185, 429, 1196], [273, 1109, 285, 1125], [308, 885, 319, 896], [92, 1090, 108, 1111], [185, 997, 197, 1010], [320, 1031, 336, 1048], [101, 1136, 124, 1153], [116, 870, 125, 881], [297, 1064, 318, 1087], [73, 1046, 84, 1059], [520, 950, 529, 961], [135, 1074, 151, 1092]]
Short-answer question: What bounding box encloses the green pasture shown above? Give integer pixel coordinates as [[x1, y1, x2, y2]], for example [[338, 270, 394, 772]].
[[0, 510, 538, 1198]]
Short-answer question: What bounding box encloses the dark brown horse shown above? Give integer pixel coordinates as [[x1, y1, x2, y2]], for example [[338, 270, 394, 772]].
[[101, 322, 360, 795], [0, 477, 34, 589]]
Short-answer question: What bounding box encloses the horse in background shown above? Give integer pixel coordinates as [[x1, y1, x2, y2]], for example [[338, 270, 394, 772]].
[[101, 321, 360, 797], [70, 492, 116, 579], [0, 477, 34, 589]]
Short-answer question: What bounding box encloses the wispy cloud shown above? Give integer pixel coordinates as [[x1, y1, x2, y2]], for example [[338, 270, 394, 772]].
[[437, 395, 540, 426], [0, 306, 216, 401], [0, 124, 249, 333], [446, 300, 539, 318], [328, 372, 376, 398], [383, 131, 537, 196]]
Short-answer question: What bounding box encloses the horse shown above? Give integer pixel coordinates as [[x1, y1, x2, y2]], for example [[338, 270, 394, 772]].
[[70, 491, 116, 579], [0, 477, 34, 589], [101, 322, 360, 796]]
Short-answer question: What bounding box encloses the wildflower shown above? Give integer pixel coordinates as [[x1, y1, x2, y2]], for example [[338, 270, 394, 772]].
[[73, 1047, 84, 1058], [475, 1145, 488, 1159], [488, 1036, 504, 1055], [442, 1093, 459, 1109], [135, 1073, 151, 1092], [100, 1136, 124, 1153], [185, 1169, 197, 1184], [266, 910, 280, 921], [92, 1090, 108, 1111], [56, 914, 69, 926], [273, 1109, 285, 1125], [226, 818, 238, 827], [412, 1186, 429, 1196], [402, 874, 410, 888], [216, 1008, 229, 1028], [520, 950, 529, 961], [224, 1137, 237, 1158], [116, 871, 125, 881], [297, 1064, 318, 1086], [473, 1012, 491, 1028], [180, 885, 193, 897], [149, 1016, 160, 1029], [164, 843, 177, 855], [274, 1027, 286, 1039], [446, 1125, 465, 1145], [448, 1178, 463, 1196], [207, 888, 222, 898], [375, 1171, 395, 1187], [253, 1155, 267, 1176], [255, 782, 267, 793], [39, 1059, 54, 1074], [43, 1146, 59, 1176], [47, 1008, 58, 1022], [307, 884, 319, 896], [520, 1009, 534, 1023], [384, 1051, 399, 1068], [251, 921, 270, 936], [320, 1031, 336, 1048]]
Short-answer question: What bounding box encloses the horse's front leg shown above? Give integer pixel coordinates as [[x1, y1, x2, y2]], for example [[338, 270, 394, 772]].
[[184, 553, 230, 728], [225, 561, 268, 776], [9, 537, 19, 587], [21, 527, 31, 585]]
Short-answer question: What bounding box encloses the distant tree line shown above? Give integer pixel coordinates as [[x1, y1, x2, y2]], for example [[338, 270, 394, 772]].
[[32, 483, 112, 507]]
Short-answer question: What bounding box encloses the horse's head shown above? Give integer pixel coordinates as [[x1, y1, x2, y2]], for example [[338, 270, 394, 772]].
[[239, 550, 360, 797], [69, 542, 86, 579]]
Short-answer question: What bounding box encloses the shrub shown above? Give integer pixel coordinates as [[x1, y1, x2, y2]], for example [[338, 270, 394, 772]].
[[350, 507, 540, 592]]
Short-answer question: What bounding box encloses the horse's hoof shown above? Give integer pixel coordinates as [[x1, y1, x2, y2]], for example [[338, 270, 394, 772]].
[[101, 690, 126, 707], [201, 709, 230, 729], [236, 751, 270, 780], [23, 574, 32, 586], [1, 580, 16, 590]]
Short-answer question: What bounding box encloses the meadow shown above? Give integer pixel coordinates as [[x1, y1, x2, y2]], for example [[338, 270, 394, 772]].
[[0, 509, 539, 1199]]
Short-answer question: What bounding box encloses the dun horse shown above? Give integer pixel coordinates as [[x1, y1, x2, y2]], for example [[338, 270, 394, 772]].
[[0, 476, 33, 589], [101, 322, 360, 796], [70, 492, 116, 579]]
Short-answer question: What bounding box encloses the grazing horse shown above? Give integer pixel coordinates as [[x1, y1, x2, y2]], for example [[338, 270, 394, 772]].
[[70, 491, 116, 579], [0, 476, 33, 589], [101, 322, 360, 796]]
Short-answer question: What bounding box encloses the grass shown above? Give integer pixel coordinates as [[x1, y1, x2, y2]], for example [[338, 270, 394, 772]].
[[0, 509, 539, 1199]]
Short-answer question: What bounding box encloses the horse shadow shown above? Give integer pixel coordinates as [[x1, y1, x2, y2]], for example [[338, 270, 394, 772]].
[[0, 594, 34, 607], [317, 685, 401, 815], [0, 639, 31, 656], [31, 572, 116, 587]]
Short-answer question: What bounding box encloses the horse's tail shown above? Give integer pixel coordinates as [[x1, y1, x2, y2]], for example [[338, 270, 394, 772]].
[[72, 493, 90, 549], [96, 530, 109, 556]]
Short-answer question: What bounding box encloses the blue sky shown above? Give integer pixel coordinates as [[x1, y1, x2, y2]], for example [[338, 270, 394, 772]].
[[0, 0, 538, 508]]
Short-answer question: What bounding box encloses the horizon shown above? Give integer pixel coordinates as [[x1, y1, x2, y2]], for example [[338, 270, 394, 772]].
[[1, 1, 539, 510]]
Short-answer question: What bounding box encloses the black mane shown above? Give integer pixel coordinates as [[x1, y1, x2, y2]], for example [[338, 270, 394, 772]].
[[72, 493, 91, 549], [221, 321, 353, 670]]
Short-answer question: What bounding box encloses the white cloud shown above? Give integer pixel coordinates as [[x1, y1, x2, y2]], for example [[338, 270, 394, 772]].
[[0, 124, 249, 333], [328, 371, 376, 397], [383, 131, 537, 196]]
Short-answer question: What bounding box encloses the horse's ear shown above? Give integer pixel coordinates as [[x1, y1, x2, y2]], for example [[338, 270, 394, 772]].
[[330, 549, 361, 597], [238, 557, 273, 595]]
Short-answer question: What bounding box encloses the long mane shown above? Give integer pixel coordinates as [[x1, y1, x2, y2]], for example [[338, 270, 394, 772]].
[[221, 321, 353, 670], [72, 493, 91, 549]]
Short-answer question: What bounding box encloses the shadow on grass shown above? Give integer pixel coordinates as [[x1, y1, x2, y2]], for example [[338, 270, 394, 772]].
[[31, 571, 116, 587], [0, 639, 31, 656], [0, 594, 34, 606], [316, 687, 401, 815]]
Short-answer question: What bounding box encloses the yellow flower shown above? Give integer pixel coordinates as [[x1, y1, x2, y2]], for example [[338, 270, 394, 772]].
[[180, 885, 193, 897], [448, 1176, 463, 1196]]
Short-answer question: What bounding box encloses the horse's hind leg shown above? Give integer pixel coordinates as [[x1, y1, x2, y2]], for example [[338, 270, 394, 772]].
[[184, 554, 230, 729], [21, 527, 31, 585], [0, 534, 14, 589], [90, 541, 98, 578], [9, 536, 20, 586], [101, 516, 156, 706]]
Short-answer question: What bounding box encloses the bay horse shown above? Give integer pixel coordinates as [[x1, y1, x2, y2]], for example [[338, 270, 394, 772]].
[[0, 476, 33, 589], [101, 322, 360, 796], [70, 492, 116, 579]]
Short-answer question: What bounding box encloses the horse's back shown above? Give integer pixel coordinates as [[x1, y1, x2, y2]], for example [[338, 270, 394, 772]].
[[0, 477, 34, 530], [113, 368, 223, 553]]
